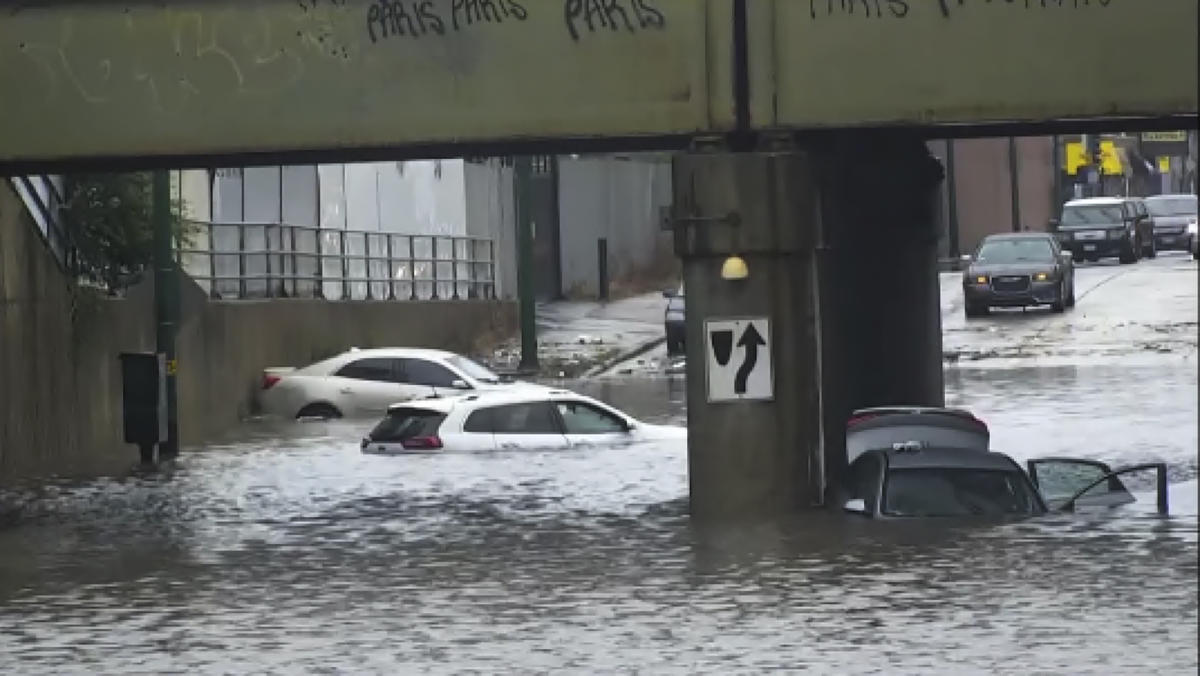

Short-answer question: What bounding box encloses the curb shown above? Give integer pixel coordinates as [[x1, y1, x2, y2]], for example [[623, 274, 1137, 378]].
[[584, 336, 668, 378]]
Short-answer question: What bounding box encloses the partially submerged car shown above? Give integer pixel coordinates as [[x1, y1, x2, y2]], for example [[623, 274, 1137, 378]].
[[833, 407, 1170, 518], [259, 348, 545, 419], [361, 389, 685, 453], [662, 284, 685, 355]]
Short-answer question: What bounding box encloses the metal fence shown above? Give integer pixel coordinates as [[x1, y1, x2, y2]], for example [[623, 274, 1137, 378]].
[[181, 222, 496, 301]]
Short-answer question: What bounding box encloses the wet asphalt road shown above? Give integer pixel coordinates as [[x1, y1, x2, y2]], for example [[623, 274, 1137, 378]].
[[0, 256, 1196, 674]]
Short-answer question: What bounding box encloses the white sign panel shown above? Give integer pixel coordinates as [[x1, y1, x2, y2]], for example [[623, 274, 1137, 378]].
[[705, 317, 773, 403]]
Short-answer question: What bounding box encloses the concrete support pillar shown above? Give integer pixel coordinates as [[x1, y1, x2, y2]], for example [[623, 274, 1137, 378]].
[[673, 151, 824, 519], [812, 134, 947, 480]]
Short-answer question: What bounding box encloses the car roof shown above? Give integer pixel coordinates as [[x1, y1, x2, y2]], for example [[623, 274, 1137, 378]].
[[1064, 197, 1128, 206], [385, 388, 592, 414], [978, 232, 1054, 243], [880, 446, 1021, 471], [336, 347, 458, 360], [1144, 193, 1197, 202]]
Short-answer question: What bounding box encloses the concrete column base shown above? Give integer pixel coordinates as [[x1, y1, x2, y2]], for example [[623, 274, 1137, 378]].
[[673, 135, 947, 519], [673, 151, 823, 519]]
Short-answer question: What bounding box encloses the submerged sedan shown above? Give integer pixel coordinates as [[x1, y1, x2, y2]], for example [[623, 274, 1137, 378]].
[[362, 389, 685, 453], [831, 408, 1170, 519], [962, 233, 1075, 318]]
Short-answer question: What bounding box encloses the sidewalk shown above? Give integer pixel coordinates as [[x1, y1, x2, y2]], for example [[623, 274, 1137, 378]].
[[490, 292, 669, 377]]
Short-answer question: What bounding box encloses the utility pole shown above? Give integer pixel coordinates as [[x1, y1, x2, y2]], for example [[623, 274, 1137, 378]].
[[514, 157, 538, 372], [152, 170, 179, 459], [1008, 136, 1021, 232], [945, 139, 960, 258]]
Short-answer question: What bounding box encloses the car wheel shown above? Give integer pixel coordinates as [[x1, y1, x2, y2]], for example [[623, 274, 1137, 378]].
[[1119, 245, 1138, 265], [1066, 281, 1076, 308], [297, 403, 342, 420], [1145, 237, 1158, 259], [964, 302, 987, 319], [1051, 282, 1066, 313]]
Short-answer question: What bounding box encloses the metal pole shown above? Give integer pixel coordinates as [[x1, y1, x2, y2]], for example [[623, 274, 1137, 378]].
[[1051, 135, 1063, 224], [1008, 136, 1021, 232], [597, 238, 609, 301], [515, 156, 538, 371], [945, 139, 960, 259], [549, 155, 564, 300], [152, 170, 179, 460]]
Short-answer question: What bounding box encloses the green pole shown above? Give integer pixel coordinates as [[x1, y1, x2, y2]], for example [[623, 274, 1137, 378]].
[[1008, 136, 1021, 232], [152, 169, 179, 459], [514, 157, 538, 372]]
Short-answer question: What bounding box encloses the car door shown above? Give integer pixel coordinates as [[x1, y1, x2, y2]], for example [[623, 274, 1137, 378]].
[[837, 452, 884, 516], [1026, 458, 1135, 510], [400, 357, 468, 398], [489, 401, 569, 450], [554, 399, 633, 448], [331, 358, 416, 415]]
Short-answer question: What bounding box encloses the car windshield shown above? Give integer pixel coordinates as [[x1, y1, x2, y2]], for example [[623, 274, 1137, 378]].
[[975, 238, 1055, 264], [1145, 196, 1197, 217], [883, 468, 1041, 517], [446, 355, 501, 384], [1061, 205, 1124, 227]]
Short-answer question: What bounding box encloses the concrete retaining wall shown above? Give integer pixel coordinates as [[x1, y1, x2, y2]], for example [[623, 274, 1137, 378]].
[[558, 155, 674, 297], [1, 181, 516, 483]]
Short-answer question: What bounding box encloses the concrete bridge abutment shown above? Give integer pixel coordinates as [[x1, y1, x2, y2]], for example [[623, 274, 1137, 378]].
[[674, 136, 945, 519]]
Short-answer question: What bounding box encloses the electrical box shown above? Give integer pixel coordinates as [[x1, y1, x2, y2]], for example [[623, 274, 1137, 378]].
[[119, 352, 167, 446]]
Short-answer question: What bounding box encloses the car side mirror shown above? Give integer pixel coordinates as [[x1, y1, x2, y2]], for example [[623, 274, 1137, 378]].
[[451, 379, 471, 390], [843, 498, 869, 516]]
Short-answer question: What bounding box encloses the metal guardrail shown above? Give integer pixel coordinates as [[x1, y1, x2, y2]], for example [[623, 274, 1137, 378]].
[[10, 175, 74, 272], [180, 221, 496, 301]]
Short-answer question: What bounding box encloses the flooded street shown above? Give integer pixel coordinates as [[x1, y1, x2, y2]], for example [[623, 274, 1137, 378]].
[[2, 258, 1197, 674]]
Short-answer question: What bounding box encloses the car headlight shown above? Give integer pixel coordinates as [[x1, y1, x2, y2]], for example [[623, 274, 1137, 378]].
[[1188, 221, 1198, 235], [1033, 272, 1051, 282], [972, 275, 988, 285]]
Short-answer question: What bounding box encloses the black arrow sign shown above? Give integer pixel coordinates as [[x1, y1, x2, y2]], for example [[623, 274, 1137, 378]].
[[734, 323, 766, 395]]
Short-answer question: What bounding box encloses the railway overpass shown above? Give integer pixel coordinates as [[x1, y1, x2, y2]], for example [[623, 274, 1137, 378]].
[[1, 0, 1196, 518]]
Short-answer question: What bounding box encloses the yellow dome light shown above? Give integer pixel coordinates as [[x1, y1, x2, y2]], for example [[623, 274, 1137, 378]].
[[720, 255, 749, 281]]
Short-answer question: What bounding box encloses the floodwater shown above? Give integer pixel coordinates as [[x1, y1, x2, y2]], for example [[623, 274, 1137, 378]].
[[2, 360, 1196, 674]]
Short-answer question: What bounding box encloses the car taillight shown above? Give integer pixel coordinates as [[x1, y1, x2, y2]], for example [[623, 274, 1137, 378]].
[[401, 435, 443, 450], [262, 373, 281, 390], [846, 413, 878, 428]]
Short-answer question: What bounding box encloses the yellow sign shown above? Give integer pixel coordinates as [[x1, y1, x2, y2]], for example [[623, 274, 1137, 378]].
[[1158, 157, 1172, 173], [1065, 141, 1124, 176], [166, 359, 178, 376], [1143, 131, 1188, 143]]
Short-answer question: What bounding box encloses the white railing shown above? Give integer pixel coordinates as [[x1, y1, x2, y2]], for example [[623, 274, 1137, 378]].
[[180, 221, 496, 301], [10, 175, 73, 271]]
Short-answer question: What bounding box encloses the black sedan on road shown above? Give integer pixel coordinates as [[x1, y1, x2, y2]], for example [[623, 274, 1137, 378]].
[[1144, 194, 1198, 254], [961, 233, 1075, 318]]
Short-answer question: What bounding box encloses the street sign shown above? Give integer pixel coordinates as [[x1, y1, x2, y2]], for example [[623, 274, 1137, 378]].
[[705, 317, 773, 403]]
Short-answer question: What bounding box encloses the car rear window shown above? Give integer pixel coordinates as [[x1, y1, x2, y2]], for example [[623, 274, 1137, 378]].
[[883, 468, 1040, 517], [369, 408, 445, 442]]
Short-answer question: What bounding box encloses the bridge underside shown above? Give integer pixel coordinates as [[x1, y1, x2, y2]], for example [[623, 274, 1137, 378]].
[[1, 0, 1196, 173], [2, 0, 1196, 517]]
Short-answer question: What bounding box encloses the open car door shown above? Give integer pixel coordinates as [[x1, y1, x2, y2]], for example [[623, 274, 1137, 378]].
[[1027, 457, 1169, 514]]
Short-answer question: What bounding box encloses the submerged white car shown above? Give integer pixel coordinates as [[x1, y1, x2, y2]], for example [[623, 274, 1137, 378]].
[[259, 348, 546, 419], [360, 390, 686, 453]]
